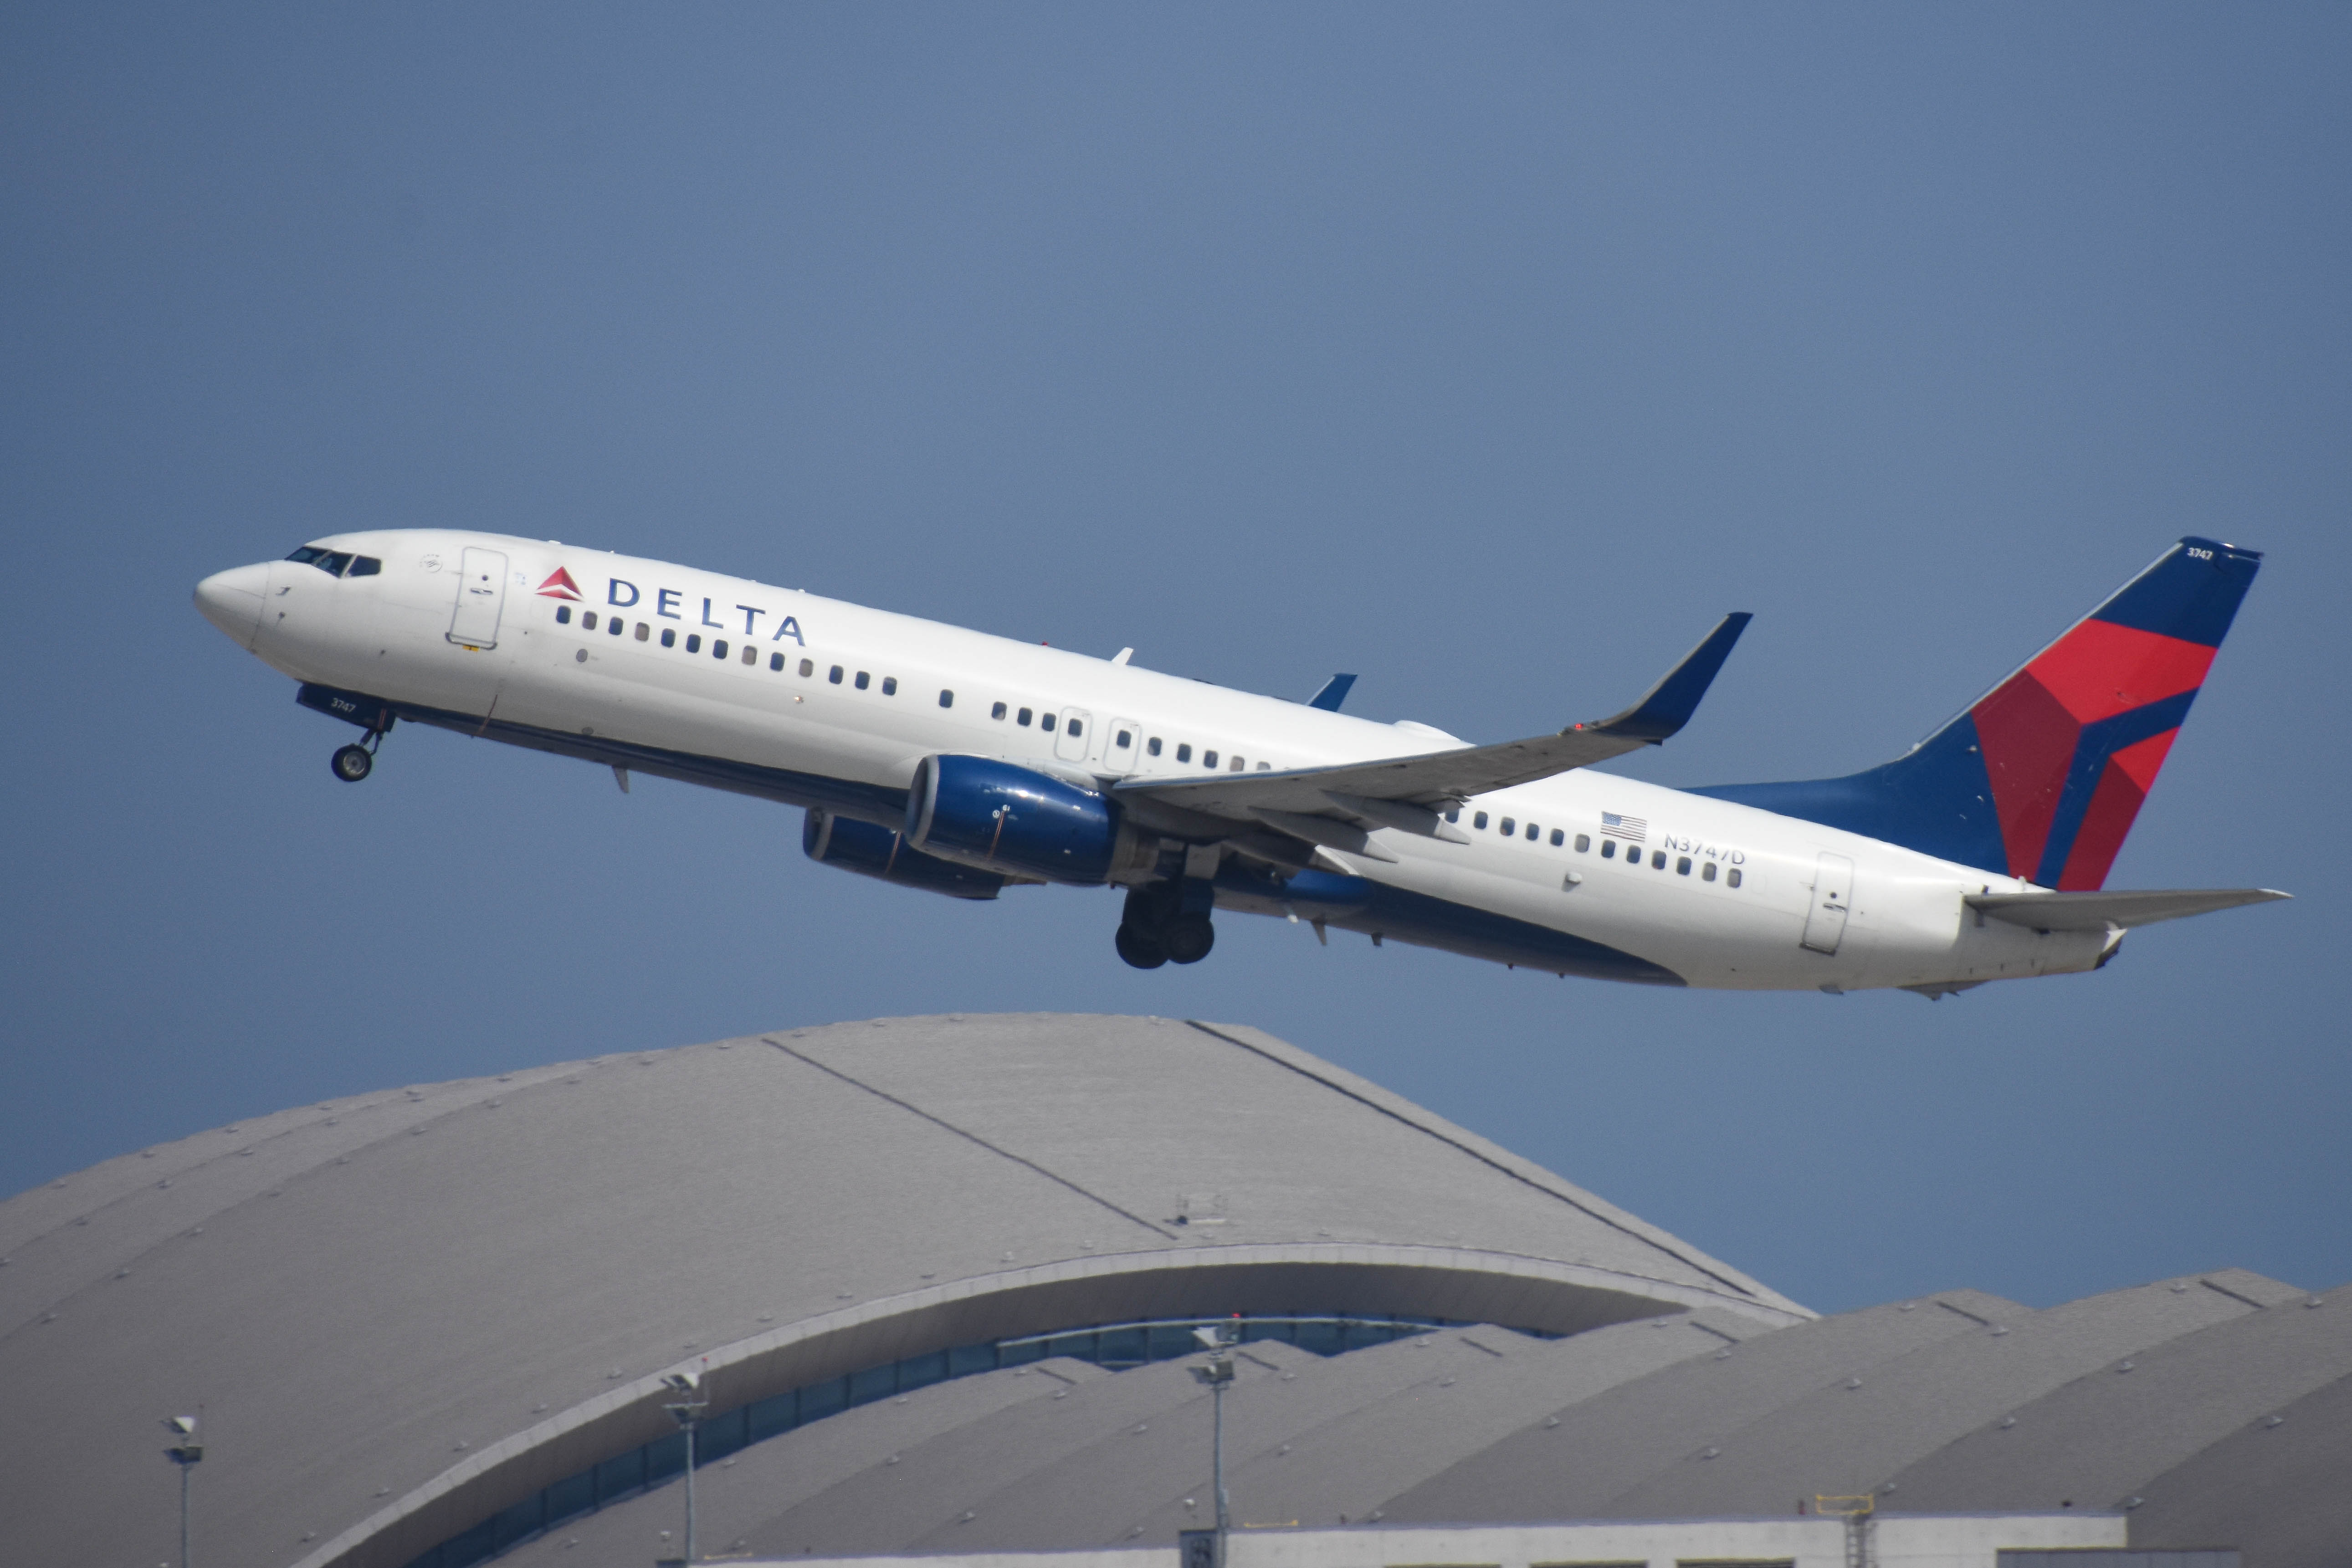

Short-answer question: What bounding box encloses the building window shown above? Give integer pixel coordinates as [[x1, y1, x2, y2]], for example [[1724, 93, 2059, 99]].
[[1176, 743, 1191, 762], [1676, 856, 1692, 875], [661, 629, 676, 648], [1728, 868, 1743, 888], [582, 611, 599, 631], [687, 634, 702, 653], [1575, 833, 1590, 852], [882, 676, 897, 696], [855, 671, 870, 690], [1600, 840, 1616, 858], [555, 605, 572, 624], [1703, 861, 1718, 882], [992, 701, 1008, 719]]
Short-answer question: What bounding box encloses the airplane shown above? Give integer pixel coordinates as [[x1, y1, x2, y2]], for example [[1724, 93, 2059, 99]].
[[192, 532, 2285, 995]]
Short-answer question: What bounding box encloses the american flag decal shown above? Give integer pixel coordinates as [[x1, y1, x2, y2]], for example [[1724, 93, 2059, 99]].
[[1600, 812, 1647, 842]]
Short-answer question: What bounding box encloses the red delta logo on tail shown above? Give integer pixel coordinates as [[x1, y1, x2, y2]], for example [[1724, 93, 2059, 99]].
[[535, 567, 584, 601]]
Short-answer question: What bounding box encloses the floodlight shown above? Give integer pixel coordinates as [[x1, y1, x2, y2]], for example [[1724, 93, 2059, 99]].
[[661, 1370, 701, 1393], [165, 1415, 198, 1435], [1190, 1326, 1224, 1350]]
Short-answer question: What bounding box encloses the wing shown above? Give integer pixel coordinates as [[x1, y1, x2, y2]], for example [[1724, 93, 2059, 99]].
[[1116, 614, 1751, 835], [1964, 887, 2290, 932]]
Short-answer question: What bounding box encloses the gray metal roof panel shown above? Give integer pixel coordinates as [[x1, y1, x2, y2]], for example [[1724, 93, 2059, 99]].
[[2124, 1360, 2352, 1567], [1884, 1280, 2352, 1516], [1382, 1291, 2024, 1524]]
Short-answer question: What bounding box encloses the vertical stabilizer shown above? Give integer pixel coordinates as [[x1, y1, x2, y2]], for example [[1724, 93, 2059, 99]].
[[1693, 538, 2260, 887]]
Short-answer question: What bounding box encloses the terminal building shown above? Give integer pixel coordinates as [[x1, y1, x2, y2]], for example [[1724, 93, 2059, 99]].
[[1, 1015, 2344, 1568]]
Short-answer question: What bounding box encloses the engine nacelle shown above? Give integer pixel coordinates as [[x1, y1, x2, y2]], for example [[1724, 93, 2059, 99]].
[[803, 810, 1009, 901], [905, 754, 1152, 886]]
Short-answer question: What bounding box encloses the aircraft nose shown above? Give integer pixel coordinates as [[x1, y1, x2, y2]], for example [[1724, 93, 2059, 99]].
[[193, 563, 270, 650]]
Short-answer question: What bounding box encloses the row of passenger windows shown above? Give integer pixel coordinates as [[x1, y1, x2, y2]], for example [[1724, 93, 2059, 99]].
[[287, 546, 382, 577], [1441, 807, 1745, 887]]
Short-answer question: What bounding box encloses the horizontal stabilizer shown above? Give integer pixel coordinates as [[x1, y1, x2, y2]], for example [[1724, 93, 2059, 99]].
[[1965, 886, 2289, 932]]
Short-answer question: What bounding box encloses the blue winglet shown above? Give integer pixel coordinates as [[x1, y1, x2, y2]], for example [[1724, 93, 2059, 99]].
[[1593, 613, 1751, 743], [1307, 674, 1358, 712]]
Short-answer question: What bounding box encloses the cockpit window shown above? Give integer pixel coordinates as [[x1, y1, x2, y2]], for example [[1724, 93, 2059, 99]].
[[286, 546, 366, 577]]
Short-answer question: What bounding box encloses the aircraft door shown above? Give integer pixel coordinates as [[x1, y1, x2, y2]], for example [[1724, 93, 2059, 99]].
[[1054, 707, 1092, 764], [447, 548, 508, 649], [1801, 851, 1854, 955], [1101, 717, 1143, 776]]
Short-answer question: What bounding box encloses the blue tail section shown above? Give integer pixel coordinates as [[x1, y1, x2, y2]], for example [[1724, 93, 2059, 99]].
[[1691, 539, 2260, 884]]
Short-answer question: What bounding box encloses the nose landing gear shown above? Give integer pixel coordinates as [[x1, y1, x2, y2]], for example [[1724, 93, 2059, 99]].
[[1115, 878, 1217, 969], [330, 724, 390, 783]]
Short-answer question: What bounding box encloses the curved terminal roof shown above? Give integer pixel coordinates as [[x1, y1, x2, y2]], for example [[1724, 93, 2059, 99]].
[[0, 1014, 1801, 1568], [7, 1013, 2345, 1568]]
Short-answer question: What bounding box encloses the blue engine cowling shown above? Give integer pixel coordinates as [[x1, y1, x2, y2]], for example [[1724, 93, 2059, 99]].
[[803, 810, 1009, 900], [904, 754, 1144, 886]]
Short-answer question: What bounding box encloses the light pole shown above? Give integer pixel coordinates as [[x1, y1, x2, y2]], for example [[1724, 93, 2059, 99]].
[[661, 1367, 708, 1565], [163, 1415, 202, 1568], [1187, 1325, 1237, 1563]]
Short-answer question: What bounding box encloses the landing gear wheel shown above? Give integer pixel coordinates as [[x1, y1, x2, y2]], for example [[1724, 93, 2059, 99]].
[[331, 743, 374, 783], [1115, 923, 1168, 970], [1161, 912, 1215, 965]]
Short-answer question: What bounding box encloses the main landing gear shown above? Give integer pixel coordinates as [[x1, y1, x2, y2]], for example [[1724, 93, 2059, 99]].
[[330, 726, 389, 783], [1116, 879, 1216, 970]]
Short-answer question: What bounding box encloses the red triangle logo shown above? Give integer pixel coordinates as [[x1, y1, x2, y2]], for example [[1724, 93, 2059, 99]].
[[536, 567, 584, 601]]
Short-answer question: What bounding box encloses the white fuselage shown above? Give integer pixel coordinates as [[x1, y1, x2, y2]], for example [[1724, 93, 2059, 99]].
[[200, 529, 2112, 993]]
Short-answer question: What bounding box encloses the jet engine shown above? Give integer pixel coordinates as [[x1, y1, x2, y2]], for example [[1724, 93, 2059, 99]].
[[802, 810, 1009, 900], [903, 754, 1154, 886]]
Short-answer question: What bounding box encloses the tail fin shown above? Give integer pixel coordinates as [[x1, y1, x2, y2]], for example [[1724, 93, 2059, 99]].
[[1693, 538, 2261, 887]]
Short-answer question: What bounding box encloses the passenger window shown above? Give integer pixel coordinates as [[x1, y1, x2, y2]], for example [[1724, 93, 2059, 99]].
[[583, 611, 599, 631], [1525, 823, 1537, 840], [661, 629, 676, 648], [556, 605, 572, 625], [1148, 737, 1162, 756], [714, 639, 729, 659], [687, 634, 701, 653], [1018, 707, 1033, 726], [770, 652, 785, 671], [1114, 729, 1131, 749], [799, 659, 815, 677], [741, 645, 756, 665], [1067, 717, 1081, 737], [1041, 712, 1056, 732], [1474, 811, 1489, 830], [610, 617, 625, 636], [1651, 850, 1666, 869], [1676, 856, 1692, 875], [1600, 839, 1616, 858], [1176, 743, 1191, 762], [1202, 749, 1217, 768], [829, 665, 843, 682], [1445, 808, 1459, 823], [1574, 833, 1590, 852], [939, 690, 954, 708], [992, 702, 1008, 719], [1500, 817, 1515, 835], [347, 556, 381, 577], [1229, 755, 1242, 772], [1702, 861, 1718, 882], [1550, 828, 1564, 846], [881, 676, 897, 696], [1728, 868, 1743, 888], [854, 671, 870, 690], [1257, 761, 1271, 770], [635, 623, 650, 641]]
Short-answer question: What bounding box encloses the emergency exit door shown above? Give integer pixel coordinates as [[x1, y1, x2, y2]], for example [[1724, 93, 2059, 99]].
[[1801, 852, 1854, 955], [447, 548, 508, 649]]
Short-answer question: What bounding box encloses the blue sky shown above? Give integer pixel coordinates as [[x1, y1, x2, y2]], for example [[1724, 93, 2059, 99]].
[[4, 3, 2346, 1314]]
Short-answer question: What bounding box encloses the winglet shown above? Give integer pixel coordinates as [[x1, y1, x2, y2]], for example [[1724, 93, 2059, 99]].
[[1307, 674, 1358, 712], [1586, 613, 1752, 743]]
